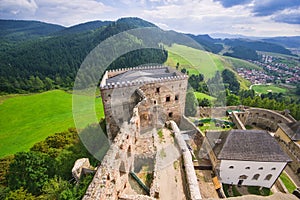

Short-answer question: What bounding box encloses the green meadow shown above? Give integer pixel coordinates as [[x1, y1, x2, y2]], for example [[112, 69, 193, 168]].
[[0, 90, 104, 158], [252, 84, 287, 94], [194, 92, 217, 101], [165, 44, 253, 89], [165, 44, 224, 78]]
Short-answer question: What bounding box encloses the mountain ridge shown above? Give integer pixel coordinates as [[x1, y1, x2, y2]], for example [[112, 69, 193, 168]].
[[0, 17, 298, 94]]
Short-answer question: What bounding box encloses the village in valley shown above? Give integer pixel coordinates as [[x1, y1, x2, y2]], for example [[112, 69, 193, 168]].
[[237, 54, 300, 85]]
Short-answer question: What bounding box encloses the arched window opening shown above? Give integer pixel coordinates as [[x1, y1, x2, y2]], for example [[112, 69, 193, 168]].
[[239, 175, 248, 180], [264, 174, 272, 181], [252, 174, 260, 180]]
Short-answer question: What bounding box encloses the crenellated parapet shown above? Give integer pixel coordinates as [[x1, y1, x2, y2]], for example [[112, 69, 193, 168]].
[[100, 75, 188, 89]]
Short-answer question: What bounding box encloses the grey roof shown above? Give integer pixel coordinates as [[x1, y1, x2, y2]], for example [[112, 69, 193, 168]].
[[206, 131, 229, 157], [106, 67, 177, 84], [207, 129, 291, 162], [278, 121, 300, 141]]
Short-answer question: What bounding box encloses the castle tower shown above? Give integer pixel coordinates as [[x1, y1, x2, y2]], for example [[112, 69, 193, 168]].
[[100, 66, 188, 141]]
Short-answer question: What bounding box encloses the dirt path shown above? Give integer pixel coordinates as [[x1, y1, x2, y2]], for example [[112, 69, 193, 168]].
[[156, 128, 186, 200], [196, 170, 219, 199]]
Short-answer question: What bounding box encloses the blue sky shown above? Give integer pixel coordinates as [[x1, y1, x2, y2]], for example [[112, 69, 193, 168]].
[[0, 0, 299, 37]]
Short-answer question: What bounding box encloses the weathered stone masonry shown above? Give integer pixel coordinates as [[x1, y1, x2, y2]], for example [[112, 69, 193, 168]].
[[100, 66, 188, 141]]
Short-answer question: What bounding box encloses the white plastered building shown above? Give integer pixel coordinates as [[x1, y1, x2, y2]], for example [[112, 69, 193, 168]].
[[206, 129, 291, 188]]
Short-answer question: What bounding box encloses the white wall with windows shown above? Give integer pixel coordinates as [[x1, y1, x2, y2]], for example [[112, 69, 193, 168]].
[[219, 160, 287, 188]]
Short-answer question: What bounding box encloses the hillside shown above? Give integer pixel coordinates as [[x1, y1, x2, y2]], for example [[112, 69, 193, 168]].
[[165, 43, 254, 87], [55, 20, 112, 35], [223, 38, 292, 55], [165, 44, 224, 78], [186, 34, 223, 53], [0, 18, 297, 95], [0, 17, 166, 94], [263, 36, 300, 49], [0, 90, 104, 157], [0, 19, 65, 42]]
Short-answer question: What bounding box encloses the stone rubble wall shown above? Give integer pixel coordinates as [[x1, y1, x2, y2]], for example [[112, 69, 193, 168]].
[[83, 107, 141, 200], [170, 120, 202, 200]]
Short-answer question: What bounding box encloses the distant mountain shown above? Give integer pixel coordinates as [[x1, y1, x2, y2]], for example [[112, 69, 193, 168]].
[[0, 17, 297, 94], [186, 34, 293, 57], [186, 34, 223, 53], [0, 20, 65, 41], [223, 38, 292, 55], [262, 36, 300, 49], [209, 33, 256, 39], [56, 20, 112, 35]]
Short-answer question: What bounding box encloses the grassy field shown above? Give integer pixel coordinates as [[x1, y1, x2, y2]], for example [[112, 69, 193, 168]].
[[0, 90, 104, 158], [165, 44, 224, 78], [251, 84, 287, 94], [280, 172, 297, 193], [165, 44, 252, 89], [194, 92, 216, 101]]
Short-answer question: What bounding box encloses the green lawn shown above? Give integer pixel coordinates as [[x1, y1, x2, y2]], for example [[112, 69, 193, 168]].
[[165, 44, 224, 78], [280, 172, 297, 193], [194, 92, 216, 101], [0, 90, 104, 158], [252, 84, 287, 94]]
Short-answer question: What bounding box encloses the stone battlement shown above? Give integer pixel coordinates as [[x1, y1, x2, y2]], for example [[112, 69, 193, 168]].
[[100, 75, 187, 89], [100, 65, 188, 89]]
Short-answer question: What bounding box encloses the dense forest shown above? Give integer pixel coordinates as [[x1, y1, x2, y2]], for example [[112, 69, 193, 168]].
[[0, 123, 108, 199], [223, 46, 259, 60], [186, 34, 223, 53], [223, 39, 292, 55], [0, 18, 167, 94]]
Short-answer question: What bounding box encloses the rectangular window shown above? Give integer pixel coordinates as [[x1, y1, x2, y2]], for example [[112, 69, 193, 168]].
[[156, 87, 160, 93], [169, 112, 173, 117], [175, 95, 179, 101], [166, 96, 171, 102]]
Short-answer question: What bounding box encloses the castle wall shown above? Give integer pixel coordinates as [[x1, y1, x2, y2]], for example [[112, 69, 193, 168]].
[[83, 108, 140, 200], [231, 112, 246, 130], [245, 108, 293, 131], [100, 67, 188, 141], [170, 120, 202, 200]]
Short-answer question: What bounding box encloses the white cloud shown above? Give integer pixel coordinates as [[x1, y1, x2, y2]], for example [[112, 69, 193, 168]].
[[0, 0, 38, 17], [0, 0, 299, 36], [33, 0, 114, 26], [137, 0, 300, 36]]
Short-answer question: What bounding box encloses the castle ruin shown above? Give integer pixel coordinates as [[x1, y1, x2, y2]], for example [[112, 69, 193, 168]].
[[83, 66, 203, 200]]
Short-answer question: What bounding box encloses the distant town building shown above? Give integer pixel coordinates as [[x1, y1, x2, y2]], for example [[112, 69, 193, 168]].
[[205, 129, 291, 188]]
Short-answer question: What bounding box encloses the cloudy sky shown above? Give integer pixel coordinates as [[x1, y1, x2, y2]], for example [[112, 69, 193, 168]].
[[0, 0, 299, 37]]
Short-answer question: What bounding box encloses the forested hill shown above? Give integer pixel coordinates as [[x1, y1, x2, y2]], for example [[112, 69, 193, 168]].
[[186, 34, 293, 57], [223, 38, 292, 55], [55, 20, 112, 35], [0, 17, 166, 94], [0, 20, 65, 42]]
